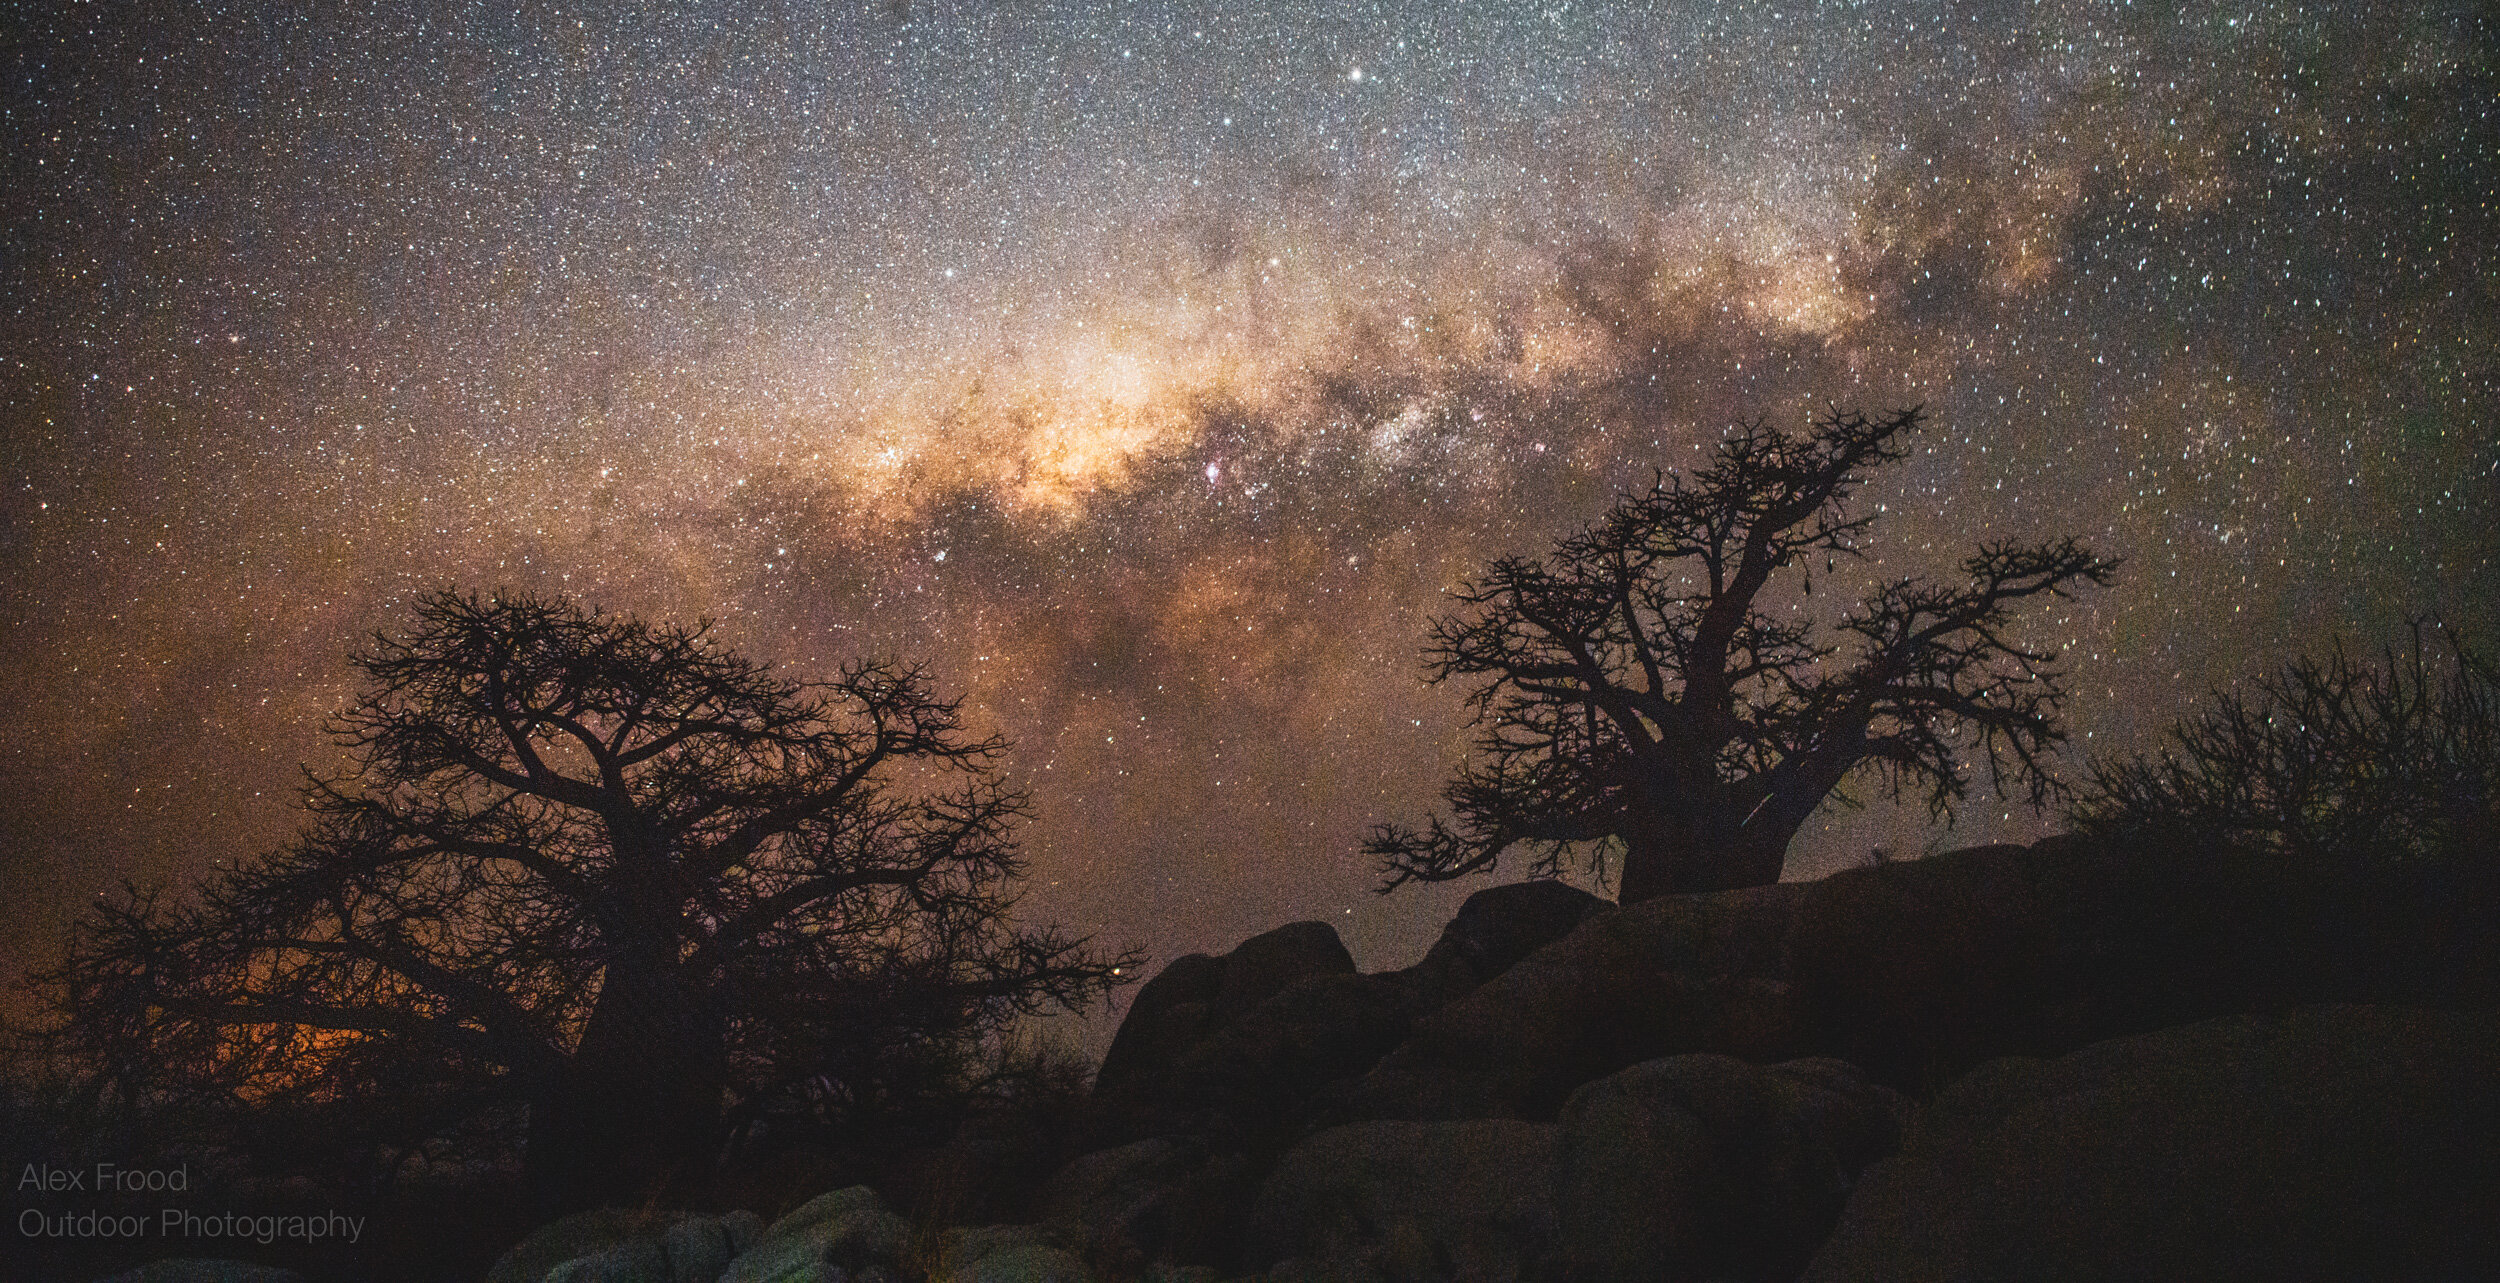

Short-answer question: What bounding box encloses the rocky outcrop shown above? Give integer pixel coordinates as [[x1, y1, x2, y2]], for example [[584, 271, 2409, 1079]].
[[1092, 884, 1609, 1148], [659, 1187, 1101, 1283], [1351, 836, 2500, 1119], [734, 1185, 913, 1282], [962, 886, 1603, 1273], [488, 840, 2500, 1283], [490, 1210, 650, 1283], [540, 1211, 763, 1282], [1549, 1056, 1906, 1283], [1399, 880, 1610, 1010], [1802, 1005, 2500, 1282], [1094, 921, 1356, 1106], [939, 1243, 1090, 1283], [1794, 834, 2500, 1085], [1154, 970, 1425, 1125], [1035, 1136, 1250, 1270], [1350, 882, 1807, 1122], [1247, 1119, 1561, 1282], [1237, 1056, 1906, 1283], [490, 1208, 763, 1283]]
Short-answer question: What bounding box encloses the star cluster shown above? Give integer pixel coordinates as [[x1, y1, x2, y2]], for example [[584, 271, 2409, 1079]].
[[4, 1, 2494, 1026]]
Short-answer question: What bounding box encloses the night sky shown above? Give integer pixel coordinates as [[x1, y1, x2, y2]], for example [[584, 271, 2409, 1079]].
[[4, 1, 2494, 1043]]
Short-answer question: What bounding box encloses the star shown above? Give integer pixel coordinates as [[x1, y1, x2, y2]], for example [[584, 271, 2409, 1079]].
[[0, 0, 2490, 1038]]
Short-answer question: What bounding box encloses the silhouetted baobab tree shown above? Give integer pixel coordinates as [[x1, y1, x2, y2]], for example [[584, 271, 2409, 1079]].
[[44, 590, 1132, 1209], [1368, 408, 2117, 903]]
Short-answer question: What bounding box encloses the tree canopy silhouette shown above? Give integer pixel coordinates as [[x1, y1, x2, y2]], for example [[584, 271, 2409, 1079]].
[[1368, 407, 2118, 903], [2071, 621, 2497, 863], [42, 590, 1132, 1209]]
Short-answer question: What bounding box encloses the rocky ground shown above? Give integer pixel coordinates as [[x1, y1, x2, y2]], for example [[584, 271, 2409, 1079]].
[[101, 834, 2500, 1283]]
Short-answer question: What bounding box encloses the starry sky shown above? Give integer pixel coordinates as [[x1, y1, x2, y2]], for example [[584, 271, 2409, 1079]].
[[4, 1, 2494, 1041]]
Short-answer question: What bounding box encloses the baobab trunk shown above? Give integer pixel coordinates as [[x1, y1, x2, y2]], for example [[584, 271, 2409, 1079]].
[[526, 962, 726, 1213], [1617, 815, 1791, 904]]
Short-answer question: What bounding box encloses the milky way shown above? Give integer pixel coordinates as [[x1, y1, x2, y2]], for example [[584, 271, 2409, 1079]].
[[4, 1, 2494, 1038]]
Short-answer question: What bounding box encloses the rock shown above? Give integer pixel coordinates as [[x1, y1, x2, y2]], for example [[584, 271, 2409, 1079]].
[[949, 1244, 1093, 1283], [1549, 1055, 1907, 1283], [1040, 1135, 1203, 1229], [90, 1263, 305, 1283], [1786, 843, 2053, 1087], [1403, 880, 1609, 1008], [1097, 923, 1357, 1105], [518, 1208, 764, 1283], [1350, 882, 1807, 1121], [721, 1185, 910, 1283], [665, 1210, 765, 1282], [1093, 954, 1226, 1103], [1038, 1135, 1253, 1268], [1802, 1005, 2500, 1282], [489, 1208, 656, 1283], [1212, 921, 1359, 1024], [1247, 1119, 1559, 1282], [1353, 836, 2500, 1120], [545, 1239, 670, 1283], [1164, 972, 1430, 1124], [942, 1222, 1074, 1264], [1094, 889, 1611, 1151], [1039, 1136, 1198, 1257], [761, 1185, 895, 1242], [1791, 834, 2500, 1090]]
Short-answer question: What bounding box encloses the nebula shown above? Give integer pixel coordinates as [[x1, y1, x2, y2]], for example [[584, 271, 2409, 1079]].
[[3, 1, 2492, 1033]]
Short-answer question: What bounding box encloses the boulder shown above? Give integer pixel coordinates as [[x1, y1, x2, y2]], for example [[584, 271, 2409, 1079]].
[[1260, 1260, 1371, 1283], [1352, 836, 2500, 1119], [488, 1209, 661, 1283], [1040, 1136, 1219, 1265], [1247, 1119, 1559, 1282], [1163, 971, 1429, 1123], [91, 1264, 305, 1283], [1039, 1136, 1205, 1232], [946, 1244, 1093, 1283], [1212, 921, 1360, 1024], [1794, 834, 2500, 1089], [1350, 882, 1807, 1121], [1096, 922, 1356, 1105], [939, 1222, 1078, 1267], [1785, 842, 2054, 1087], [720, 1185, 910, 1283], [523, 1208, 764, 1283], [1182, 884, 1612, 1133], [1094, 954, 1226, 1104], [1037, 1135, 1259, 1268], [545, 1239, 670, 1283], [1403, 880, 1609, 1008], [664, 1211, 765, 1283], [1802, 1005, 2500, 1281], [1549, 1055, 1907, 1283], [1095, 889, 1612, 1149]]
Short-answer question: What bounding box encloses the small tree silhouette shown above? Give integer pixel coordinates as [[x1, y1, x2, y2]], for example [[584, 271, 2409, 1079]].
[[1369, 408, 2117, 903], [40, 590, 1134, 1209], [2071, 622, 2498, 862]]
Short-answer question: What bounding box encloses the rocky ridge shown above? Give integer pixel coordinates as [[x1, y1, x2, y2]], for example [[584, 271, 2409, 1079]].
[[127, 834, 2497, 1283]]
